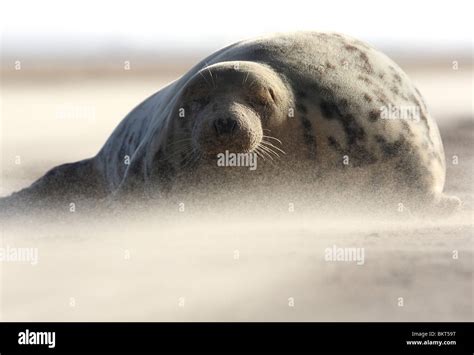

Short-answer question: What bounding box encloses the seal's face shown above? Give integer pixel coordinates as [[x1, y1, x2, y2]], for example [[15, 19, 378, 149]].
[[178, 61, 291, 158]]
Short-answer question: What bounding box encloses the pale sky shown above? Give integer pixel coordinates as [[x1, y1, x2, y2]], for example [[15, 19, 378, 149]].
[[1, 0, 472, 56]]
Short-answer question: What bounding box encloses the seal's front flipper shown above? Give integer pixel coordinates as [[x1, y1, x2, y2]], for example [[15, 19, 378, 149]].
[[433, 193, 462, 215], [410, 193, 462, 217], [0, 159, 106, 213]]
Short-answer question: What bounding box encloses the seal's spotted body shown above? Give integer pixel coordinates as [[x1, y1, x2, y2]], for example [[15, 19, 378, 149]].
[[2, 32, 459, 212]]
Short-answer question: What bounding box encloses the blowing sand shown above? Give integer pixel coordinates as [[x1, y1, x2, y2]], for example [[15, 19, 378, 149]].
[[0, 64, 472, 321]]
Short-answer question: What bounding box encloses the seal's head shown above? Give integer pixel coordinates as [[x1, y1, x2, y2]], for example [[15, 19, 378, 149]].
[[177, 61, 292, 158]]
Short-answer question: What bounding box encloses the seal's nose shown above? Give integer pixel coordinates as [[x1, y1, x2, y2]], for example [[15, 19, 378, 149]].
[[214, 118, 237, 136]]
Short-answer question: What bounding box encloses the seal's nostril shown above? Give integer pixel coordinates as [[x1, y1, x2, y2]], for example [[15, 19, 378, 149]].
[[214, 118, 237, 136], [230, 120, 237, 133], [213, 119, 221, 135]]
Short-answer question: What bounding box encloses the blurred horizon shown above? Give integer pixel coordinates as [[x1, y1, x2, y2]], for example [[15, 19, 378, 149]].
[[1, 0, 472, 67]]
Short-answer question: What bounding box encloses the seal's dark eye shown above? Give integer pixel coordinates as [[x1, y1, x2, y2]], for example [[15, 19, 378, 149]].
[[268, 88, 277, 103], [191, 96, 210, 107], [249, 87, 271, 109], [184, 82, 210, 108]]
